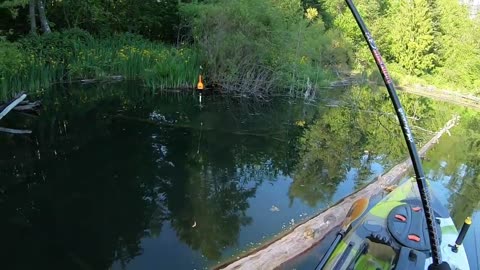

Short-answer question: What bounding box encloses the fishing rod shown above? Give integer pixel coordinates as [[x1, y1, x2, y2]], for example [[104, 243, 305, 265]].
[[343, 0, 450, 269]]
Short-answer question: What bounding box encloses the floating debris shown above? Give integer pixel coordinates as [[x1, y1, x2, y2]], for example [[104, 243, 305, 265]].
[[303, 227, 316, 239], [383, 185, 397, 193], [192, 221, 197, 228], [270, 205, 280, 212]]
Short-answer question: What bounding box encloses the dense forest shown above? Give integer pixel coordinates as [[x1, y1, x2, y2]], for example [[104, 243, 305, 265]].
[[0, 0, 479, 100]]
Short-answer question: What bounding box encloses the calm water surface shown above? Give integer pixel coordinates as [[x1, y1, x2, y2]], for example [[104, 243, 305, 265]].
[[283, 115, 480, 269], [0, 82, 478, 270]]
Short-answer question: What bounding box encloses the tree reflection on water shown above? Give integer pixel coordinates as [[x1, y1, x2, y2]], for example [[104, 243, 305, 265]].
[[0, 83, 468, 270], [0, 83, 312, 268], [423, 111, 480, 225], [290, 86, 452, 207]]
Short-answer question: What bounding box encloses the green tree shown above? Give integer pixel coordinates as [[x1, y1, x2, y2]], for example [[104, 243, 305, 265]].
[[317, 0, 387, 70], [1, 0, 51, 34], [383, 0, 438, 75], [47, 0, 179, 41], [435, 0, 480, 90]]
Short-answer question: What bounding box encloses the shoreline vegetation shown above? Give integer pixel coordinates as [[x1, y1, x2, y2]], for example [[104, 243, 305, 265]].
[[0, 32, 201, 100], [1, 0, 479, 102]]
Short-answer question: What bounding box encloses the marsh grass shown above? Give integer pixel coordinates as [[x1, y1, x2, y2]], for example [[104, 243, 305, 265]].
[[0, 33, 200, 100]]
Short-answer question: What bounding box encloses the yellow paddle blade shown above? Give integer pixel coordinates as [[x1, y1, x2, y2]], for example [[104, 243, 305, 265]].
[[342, 197, 369, 229]]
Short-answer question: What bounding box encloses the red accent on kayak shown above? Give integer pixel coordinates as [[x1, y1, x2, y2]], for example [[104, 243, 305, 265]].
[[395, 214, 407, 222], [408, 234, 421, 242]]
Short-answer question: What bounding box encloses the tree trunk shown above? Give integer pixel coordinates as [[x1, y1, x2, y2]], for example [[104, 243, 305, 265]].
[[29, 0, 37, 35], [37, 0, 51, 34]]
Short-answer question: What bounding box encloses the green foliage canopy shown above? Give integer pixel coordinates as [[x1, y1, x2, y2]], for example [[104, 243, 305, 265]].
[[385, 0, 438, 75], [1, 0, 480, 96], [181, 0, 350, 96]]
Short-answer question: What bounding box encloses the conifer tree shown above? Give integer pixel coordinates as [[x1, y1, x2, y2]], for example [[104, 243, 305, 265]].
[[386, 0, 438, 75], [435, 0, 480, 89]]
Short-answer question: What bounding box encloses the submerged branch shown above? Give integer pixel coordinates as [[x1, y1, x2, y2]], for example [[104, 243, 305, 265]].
[[113, 115, 289, 142]]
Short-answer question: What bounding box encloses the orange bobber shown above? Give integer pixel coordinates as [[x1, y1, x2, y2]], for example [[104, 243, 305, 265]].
[[197, 75, 204, 90]]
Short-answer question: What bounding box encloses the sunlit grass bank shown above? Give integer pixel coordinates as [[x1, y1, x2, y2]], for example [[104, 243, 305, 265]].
[[0, 31, 200, 100]]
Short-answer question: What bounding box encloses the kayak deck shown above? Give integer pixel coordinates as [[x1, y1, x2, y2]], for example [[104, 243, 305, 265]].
[[322, 178, 470, 270]]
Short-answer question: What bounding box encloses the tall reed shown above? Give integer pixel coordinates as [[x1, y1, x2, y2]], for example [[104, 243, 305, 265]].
[[0, 33, 200, 100]]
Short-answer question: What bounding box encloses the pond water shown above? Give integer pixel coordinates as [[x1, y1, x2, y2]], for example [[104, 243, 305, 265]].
[[283, 113, 480, 269], [0, 82, 478, 270]]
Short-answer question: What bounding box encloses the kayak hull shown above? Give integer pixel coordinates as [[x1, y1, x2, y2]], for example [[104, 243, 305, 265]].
[[322, 178, 470, 270]]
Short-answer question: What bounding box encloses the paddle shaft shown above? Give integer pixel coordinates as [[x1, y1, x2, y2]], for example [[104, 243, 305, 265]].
[[315, 196, 369, 269], [344, 0, 442, 266], [315, 231, 344, 270]]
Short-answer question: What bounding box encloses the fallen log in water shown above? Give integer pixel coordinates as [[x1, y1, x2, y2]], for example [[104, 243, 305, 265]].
[[397, 85, 480, 111], [78, 75, 125, 84], [0, 127, 32, 135], [0, 93, 27, 121], [13, 100, 41, 112], [218, 115, 459, 270]]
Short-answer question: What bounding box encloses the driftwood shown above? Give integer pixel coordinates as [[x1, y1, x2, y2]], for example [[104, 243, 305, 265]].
[[79, 75, 125, 84], [0, 93, 39, 135], [218, 115, 459, 270], [13, 100, 41, 112], [0, 93, 27, 121], [0, 127, 32, 135]]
